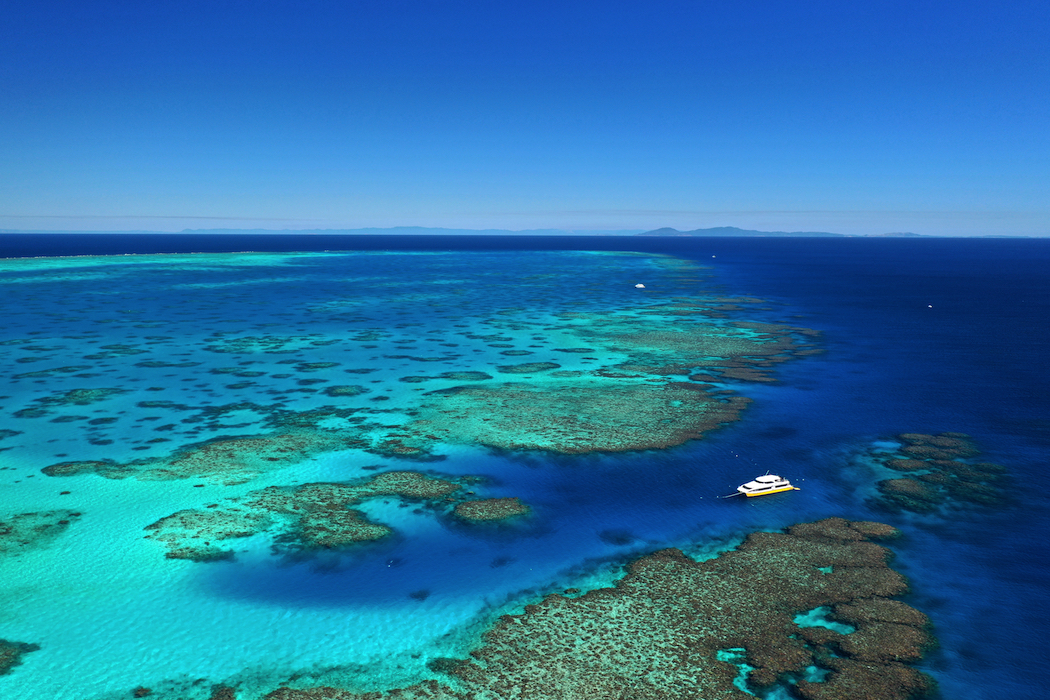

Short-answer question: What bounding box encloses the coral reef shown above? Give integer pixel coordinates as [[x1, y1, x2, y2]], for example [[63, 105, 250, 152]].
[[398, 376, 433, 384], [144, 507, 272, 561], [870, 433, 1007, 513], [259, 519, 931, 700], [205, 334, 335, 355], [324, 385, 371, 397], [20, 253, 821, 477], [495, 362, 561, 374], [561, 310, 818, 382], [436, 372, 492, 381], [12, 365, 91, 379], [44, 430, 362, 485], [380, 301, 819, 456], [413, 381, 750, 453], [453, 497, 530, 521], [13, 387, 126, 418], [145, 471, 524, 561], [209, 685, 238, 700], [876, 479, 945, 513], [83, 344, 148, 360], [0, 510, 82, 557], [0, 639, 40, 676], [41, 403, 446, 484]]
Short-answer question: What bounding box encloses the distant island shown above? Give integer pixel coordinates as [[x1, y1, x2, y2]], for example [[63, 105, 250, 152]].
[[180, 226, 929, 237], [636, 226, 927, 238], [176, 227, 648, 236]]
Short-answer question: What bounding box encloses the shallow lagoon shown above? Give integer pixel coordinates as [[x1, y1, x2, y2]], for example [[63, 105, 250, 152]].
[[1, 236, 1048, 699]]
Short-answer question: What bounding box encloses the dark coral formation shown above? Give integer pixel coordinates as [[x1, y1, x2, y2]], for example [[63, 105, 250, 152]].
[[565, 311, 818, 383], [0, 639, 41, 676], [205, 334, 336, 355], [413, 381, 750, 453], [870, 433, 1007, 513], [324, 385, 371, 397], [40, 403, 451, 484], [145, 472, 526, 561], [398, 376, 433, 383], [44, 430, 361, 485], [388, 300, 819, 455], [297, 362, 340, 372], [495, 362, 561, 374], [210, 367, 268, 378], [897, 432, 978, 460], [0, 510, 82, 557], [436, 371, 492, 381], [12, 365, 91, 379], [42, 460, 131, 479], [15, 253, 821, 476], [453, 497, 530, 522], [83, 344, 148, 360], [209, 685, 238, 700], [13, 387, 126, 418], [259, 519, 931, 700], [877, 479, 945, 513], [135, 360, 202, 368]]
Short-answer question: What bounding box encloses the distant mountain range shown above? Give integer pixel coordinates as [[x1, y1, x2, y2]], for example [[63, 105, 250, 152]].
[[178, 226, 926, 238], [176, 227, 647, 236], [636, 226, 927, 238]]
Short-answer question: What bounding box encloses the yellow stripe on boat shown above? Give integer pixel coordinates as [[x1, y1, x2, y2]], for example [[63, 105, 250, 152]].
[[744, 486, 800, 497]]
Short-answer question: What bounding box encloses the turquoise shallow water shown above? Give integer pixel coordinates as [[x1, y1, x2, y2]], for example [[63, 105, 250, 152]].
[[1, 238, 1048, 699]]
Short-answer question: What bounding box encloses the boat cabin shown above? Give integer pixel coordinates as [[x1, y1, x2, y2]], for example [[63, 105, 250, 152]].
[[737, 474, 797, 497]]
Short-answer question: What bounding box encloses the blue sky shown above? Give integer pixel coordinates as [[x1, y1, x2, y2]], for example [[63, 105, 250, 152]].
[[2, 1, 1047, 235]]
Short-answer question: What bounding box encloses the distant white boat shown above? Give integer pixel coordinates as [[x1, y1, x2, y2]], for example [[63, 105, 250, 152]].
[[635, 283, 645, 288], [736, 474, 799, 497]]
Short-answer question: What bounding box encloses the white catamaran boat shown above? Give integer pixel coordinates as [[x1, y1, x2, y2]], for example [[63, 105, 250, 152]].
[[736, 474, 799, 497]]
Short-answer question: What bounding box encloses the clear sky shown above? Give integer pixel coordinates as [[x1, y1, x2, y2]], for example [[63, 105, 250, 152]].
[[2, 1, 1048, 235]]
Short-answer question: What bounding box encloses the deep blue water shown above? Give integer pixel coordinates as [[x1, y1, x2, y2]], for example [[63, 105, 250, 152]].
[[1, 234, 1047, 699], [689, 237, 1050, 699]]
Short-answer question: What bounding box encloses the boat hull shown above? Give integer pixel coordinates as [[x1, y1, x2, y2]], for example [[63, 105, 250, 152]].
[[740, 485, 799, 497]]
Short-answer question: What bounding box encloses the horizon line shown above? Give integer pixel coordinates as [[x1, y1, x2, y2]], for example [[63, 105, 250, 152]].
[[0, 227, 1044, 239]]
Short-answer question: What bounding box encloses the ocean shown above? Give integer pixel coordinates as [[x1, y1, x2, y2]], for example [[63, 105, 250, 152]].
[[0, 234, 1047, 699]]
